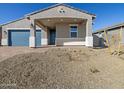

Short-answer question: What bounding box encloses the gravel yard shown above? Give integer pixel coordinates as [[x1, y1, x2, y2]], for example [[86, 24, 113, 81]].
[[0, 46, 124, 89], [0, 46, 48, 62]]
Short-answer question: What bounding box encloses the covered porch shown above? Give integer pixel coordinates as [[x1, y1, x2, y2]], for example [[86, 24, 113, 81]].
[[29, 17, 92, 47]]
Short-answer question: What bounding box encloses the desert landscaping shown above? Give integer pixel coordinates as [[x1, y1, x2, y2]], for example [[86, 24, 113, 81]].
[[0, 46, 124, 88]]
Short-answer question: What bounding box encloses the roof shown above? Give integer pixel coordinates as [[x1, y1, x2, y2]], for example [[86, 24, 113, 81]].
[[1, 3, 96, 26], [1, 17, 25, 26], [93, 22, 124, 34], [26, 3, 96, 17]]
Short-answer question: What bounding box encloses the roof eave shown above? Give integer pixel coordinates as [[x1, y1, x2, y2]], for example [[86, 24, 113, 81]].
[[93, 22, 124, 34], [1, 17, 24, 27]]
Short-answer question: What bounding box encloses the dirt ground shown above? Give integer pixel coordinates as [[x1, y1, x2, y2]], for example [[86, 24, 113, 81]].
[[0, 46, 124, 89]]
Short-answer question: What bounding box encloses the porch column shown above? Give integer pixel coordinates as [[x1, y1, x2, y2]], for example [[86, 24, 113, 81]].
[[29, 19, 36, 47], [41, 27, 48, 46], [1, 29, 8, 46], [85, 19, 93, 47]]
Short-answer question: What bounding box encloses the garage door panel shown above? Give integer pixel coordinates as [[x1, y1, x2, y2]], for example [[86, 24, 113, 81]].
[[8, 30, 41, 46], [36, 30, 41, 47]]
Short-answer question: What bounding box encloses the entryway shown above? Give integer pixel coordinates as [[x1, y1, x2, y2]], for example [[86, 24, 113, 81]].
[[49, 29, 56, 45]]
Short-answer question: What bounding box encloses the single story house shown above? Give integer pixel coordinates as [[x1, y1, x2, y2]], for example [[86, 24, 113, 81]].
[[0, 4, 96, 47], [93, 22, 124, 47]]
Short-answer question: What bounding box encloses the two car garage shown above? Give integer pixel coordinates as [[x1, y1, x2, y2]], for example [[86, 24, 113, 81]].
[[8, 30, 42, 47]]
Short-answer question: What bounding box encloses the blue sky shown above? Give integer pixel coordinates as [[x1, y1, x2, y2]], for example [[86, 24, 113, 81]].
[[0, 3, 124, 31]]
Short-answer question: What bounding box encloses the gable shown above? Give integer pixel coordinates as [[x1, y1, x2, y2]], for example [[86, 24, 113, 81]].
[[28, 4, 95, 20]]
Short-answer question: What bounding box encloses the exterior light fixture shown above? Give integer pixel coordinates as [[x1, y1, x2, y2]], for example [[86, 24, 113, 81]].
[[4, 31, 7, 35]]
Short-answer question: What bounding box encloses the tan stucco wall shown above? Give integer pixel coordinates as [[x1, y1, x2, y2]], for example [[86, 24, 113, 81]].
[[56, 23, 86, 38], [2, 18, 40, 39], [78, 22, 86, 38], [56, 23, 69, 38], [55, 22, 86, 45]]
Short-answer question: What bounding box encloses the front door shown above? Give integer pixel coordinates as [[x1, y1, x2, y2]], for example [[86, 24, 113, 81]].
[[49, 29, 56, 45]]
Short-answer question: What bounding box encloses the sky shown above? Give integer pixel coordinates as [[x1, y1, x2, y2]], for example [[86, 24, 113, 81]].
[[0, 3, 124, 31]]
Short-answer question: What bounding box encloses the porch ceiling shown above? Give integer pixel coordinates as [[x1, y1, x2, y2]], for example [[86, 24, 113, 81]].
[[36, 18, 86, 29]]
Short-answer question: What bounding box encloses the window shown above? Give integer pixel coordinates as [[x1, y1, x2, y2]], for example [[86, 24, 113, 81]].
[[70, 25, 78, 38]]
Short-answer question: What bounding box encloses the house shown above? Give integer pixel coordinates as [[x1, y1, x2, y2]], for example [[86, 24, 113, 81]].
[[93, 22, 124, 47], [0, 4, 96, 47]]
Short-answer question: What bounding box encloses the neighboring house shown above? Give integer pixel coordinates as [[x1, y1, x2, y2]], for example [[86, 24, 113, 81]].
[[93, 22, 124, 47], [0, 4, 95, 47]]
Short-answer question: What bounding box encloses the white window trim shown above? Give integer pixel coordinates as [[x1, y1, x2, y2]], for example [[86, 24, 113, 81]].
[[69, 24, 78, 38], [69, 24, 78, 26]]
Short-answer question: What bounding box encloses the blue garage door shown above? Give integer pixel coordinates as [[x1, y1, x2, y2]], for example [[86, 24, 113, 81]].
[[8, 30, 41, 46]]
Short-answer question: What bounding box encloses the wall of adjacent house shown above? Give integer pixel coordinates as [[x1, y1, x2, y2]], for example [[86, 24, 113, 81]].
[[93, 27, 124, 47], [55, 22, 86, 45], [107, 27, 124, 44]]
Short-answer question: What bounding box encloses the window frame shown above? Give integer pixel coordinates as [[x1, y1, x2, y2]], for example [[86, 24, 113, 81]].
[[69, 24, 78, 38]]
